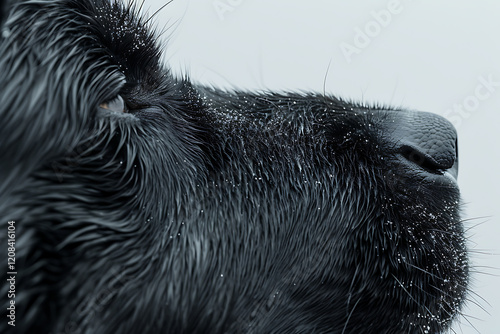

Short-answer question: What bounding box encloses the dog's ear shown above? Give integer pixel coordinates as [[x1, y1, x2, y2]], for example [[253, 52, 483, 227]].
[[0, 0, 91, 201]]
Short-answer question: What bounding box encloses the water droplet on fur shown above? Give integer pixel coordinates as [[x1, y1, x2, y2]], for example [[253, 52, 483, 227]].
[[1, 28, 11, 38]]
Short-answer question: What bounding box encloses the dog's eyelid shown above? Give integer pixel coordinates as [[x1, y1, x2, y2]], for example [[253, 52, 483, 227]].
[[99, 95, 127, 113]]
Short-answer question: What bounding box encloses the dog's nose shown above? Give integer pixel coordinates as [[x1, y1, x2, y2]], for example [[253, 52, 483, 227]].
[[381, 111, 459, 179]]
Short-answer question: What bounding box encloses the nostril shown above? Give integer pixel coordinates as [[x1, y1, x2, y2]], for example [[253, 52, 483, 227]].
[[376, 110, 459, 178], [400, 145, 447, 174]]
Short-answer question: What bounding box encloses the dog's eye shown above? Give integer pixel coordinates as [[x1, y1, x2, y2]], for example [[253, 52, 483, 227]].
[[99, 95, 127, 113]]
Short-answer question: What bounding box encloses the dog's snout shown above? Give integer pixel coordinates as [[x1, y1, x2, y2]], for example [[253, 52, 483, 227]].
[[379, 111, 459, 179]]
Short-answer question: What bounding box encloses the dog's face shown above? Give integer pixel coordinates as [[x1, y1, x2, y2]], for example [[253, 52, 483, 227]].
[[0, 1, 468, 333]]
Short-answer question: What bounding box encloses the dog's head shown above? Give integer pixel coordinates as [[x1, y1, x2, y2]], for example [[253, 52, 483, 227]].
[[0, 1, 468, 333]]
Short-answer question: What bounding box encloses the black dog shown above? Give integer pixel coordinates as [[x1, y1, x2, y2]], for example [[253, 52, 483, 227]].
[[0, 1, 468, 333]]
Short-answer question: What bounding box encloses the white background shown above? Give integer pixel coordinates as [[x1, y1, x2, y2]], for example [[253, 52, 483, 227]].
[[146, 1, 500, 332]]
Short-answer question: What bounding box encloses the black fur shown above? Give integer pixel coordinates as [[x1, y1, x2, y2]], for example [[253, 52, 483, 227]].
[[0, 1, 468, 333]]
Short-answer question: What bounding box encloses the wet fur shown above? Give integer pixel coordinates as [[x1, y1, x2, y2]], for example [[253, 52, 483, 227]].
[[0, 1, 468, 333]]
